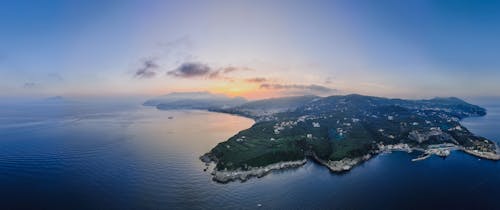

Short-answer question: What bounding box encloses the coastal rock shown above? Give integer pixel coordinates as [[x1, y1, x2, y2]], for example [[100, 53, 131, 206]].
[[211, 159, 307, 183], [200, 154, 212, 163], [315, 154, 372, 172], [462, 148, 500, 160]]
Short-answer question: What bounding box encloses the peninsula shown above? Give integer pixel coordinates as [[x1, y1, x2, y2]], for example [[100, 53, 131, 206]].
[[146, 93, 500, 183]]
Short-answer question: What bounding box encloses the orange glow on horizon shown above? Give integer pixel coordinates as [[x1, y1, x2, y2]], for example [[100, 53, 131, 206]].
[[208, 82, 275, 100], [147, 80, 281, 100]]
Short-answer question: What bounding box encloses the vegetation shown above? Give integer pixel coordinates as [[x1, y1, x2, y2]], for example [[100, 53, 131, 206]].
[[196, 94, 493, 171]]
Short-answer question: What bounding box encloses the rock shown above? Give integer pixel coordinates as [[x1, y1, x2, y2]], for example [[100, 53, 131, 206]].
[[211, 159, 307, 183], [200, 154, 213, 163]]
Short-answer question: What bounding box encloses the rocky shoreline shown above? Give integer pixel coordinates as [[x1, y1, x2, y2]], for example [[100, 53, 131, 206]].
[[461, 147, 500, 160], [379, 143, 500, 161], [202, 142, 500, 183], [208, 159, 307, 183], [313, 154, 372, 172], [313, 142, 500, 173]]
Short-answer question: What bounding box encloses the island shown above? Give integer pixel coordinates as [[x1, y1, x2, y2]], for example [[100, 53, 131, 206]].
[[146, 93, 500, 183]]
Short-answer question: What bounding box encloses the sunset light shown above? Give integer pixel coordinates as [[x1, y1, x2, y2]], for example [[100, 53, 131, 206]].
[[1, 1, 500, 209]]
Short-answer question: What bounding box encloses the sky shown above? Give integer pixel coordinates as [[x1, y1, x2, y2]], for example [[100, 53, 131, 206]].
[[0, 0, 499, 100]]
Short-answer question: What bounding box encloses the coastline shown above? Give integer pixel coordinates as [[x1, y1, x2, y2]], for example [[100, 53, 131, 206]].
[[460, 147, 500, 160], [205, 142, 500, 183], [193, 107, 500, 183], [312, 153, 372, 172], [208, 159, 307, 183]]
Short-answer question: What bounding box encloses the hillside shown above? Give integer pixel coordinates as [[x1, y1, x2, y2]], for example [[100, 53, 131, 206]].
[[201, 94, 499, 183]]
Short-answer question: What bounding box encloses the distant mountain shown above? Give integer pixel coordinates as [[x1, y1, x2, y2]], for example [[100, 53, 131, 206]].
[[237, 95, 319, 111], [44, 96, 65, 101], [144, 92, 247, 110], [210, 95, 320, 119]]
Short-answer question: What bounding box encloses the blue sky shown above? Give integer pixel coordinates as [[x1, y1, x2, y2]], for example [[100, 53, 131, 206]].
[[0, 0, 499, 99]]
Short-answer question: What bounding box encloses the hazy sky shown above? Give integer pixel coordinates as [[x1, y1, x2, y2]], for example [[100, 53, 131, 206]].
[[0, 0, 499, 99]]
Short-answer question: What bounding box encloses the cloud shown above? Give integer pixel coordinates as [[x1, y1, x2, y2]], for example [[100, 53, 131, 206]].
[[167, 62, 252, 79], [245, 77, 268, 83], [259, 83, 336, 93], [222, 66, 238, 74], [167, 62, 211, 78], [221, 66, 252, 73], [135, 59, 159, 78], [23, 82, 37, 88], [208, 66, 253, 79], [208, 71, 221, 79], [133, 36, 193, 79]]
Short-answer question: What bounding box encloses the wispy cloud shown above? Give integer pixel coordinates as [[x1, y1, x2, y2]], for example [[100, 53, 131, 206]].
[[221, 66, 238, 74], [133, 36, 193, 79], [260, 83, 336, 93], [221, 66, 253, 73], [135, 36, 254, 80], [245, 77, 268, 83], [208, 66, 253, 79], [135, 59, 159, 79]]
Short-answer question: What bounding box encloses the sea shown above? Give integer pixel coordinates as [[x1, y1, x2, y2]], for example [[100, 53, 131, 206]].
[[0, 98, 499, 209]]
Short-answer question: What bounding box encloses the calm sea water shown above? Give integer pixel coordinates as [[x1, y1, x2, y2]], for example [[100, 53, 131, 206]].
[[0, 100, 499, 209]]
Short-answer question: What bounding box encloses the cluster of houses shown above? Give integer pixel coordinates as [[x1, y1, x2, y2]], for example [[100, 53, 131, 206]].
[[273, 120, 298, 135]]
